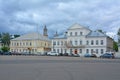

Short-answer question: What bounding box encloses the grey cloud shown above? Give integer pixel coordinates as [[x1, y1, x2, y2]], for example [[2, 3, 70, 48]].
[[0, 0, 120, 39]]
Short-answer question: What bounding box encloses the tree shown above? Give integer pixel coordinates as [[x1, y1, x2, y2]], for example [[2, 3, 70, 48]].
[[97, 29, 103, 33], [113, 41, 118, 52], [1, 33, 11, 46], [14, 34, 20, 38], [1, 46, 10, 52], [97, 29, 106, 34]]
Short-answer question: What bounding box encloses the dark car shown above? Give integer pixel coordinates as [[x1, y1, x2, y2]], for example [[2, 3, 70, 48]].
[[84, 53, 97, 58], [100, 53, 114, 58], [3, 52, 12, 55], [0, 51, 4, 55], [63, 53, 69, 56], [84, 53, 91, 57]]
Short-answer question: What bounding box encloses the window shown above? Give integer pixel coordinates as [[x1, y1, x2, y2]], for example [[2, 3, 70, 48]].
[[26, 42, 28, 46], [57, 41, 59, 45], [45, 43, 46, 46], [86, 40, 89, 45], [19, 49, 21, 52], [91, 49, 94, 53], [32, 49, 34, 52], [30, 42, 32, 46], [61, 49, 63, 53], [96, 49, 98, 54], [23, 43, 25, 46], [96, 40, 98, 45], [86, 49, 89, 53], [75, 32, 77, 36], [61, 41, 63, 45], [57, 49, 59, 53], [70, 49, 72, 54], [101, 49, 104, 54], [75, 40, 77, 45], [53, 49, 56, 52], [53, 41, 56, 45], [79, 49, 82, 53], [14, 43, 16, 46], [65, 49, 67, 53], [70, 32, 72, 36], [80, 40, 82, 45], [35, 49, 37, 52], [91, 40, 94, 45], [101, 40, 104, 45], [80, 32, 83, 35], [17, 43, 19, 46], [11, 49, 13, 52]]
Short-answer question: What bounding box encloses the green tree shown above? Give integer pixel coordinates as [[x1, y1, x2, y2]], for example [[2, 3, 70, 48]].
[[1, 46, 10, 52], [97, 29, 106, 34], [97, 29, 103, 33], [113, 41, 118, 52], [14, 34, 20, 38], [1, 33, 11, 46]]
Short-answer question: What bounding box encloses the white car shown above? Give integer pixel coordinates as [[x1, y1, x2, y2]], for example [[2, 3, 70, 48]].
[[47, 52, 59, 56]]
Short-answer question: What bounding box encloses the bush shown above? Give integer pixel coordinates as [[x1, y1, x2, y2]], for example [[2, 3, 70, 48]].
[[1, 46, 10, 52]]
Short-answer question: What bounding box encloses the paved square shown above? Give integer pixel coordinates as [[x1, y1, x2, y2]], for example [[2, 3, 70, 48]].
[[0, 56, 120, 80]]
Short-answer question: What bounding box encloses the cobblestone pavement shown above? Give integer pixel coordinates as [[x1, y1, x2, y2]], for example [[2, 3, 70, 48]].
[[0, 56, 120, 80]]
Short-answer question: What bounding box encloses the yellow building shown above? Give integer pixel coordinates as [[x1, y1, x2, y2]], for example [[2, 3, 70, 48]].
[[10, 26, 51, 55]]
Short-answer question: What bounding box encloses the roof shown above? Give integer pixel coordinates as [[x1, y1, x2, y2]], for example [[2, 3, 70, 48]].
[[87, 31, 107, 37], [11, 32, 50, 41], [68, 23, 91, 31], [54, 34, 67, 39]]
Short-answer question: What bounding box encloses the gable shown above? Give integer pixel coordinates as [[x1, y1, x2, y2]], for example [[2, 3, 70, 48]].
[[68, 23, 89, 30]]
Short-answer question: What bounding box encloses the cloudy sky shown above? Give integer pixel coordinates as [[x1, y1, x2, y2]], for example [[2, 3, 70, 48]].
[[0, 0, 120, 39]]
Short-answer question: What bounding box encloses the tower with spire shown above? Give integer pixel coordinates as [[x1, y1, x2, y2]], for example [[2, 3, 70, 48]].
[[54, 31, 58, 37], [43, 25, 48, 37]]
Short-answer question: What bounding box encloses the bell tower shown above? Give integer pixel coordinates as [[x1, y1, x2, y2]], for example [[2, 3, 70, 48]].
[[43, 25, 48, 37]]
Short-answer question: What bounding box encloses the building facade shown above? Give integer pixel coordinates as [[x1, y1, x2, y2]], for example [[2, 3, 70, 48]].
[[52, 23, 113, 56], [10, 27, 51, 54]]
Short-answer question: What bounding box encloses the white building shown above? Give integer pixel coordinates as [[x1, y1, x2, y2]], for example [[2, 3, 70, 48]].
[[52, 23, 113, 57]]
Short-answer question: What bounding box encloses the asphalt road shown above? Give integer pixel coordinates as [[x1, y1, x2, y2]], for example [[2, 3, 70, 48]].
[[0, 56, 120, 80]]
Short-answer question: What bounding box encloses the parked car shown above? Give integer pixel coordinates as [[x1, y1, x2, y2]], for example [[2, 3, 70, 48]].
[[59, 53, 63, 56], [84, 53, 97, 58], [3, 52, 12, 55], [100, 53, 114, 58], [0, 51, 4, 55], [73, 53, 80, 57], [91, 54, 97, 57], [63, 53, 69, 56], [47, 52, 59, 56], [84, 53, 91, 57]]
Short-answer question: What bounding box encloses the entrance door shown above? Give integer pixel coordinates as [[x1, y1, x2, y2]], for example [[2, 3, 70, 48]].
[[74, 49, 78, 54]]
